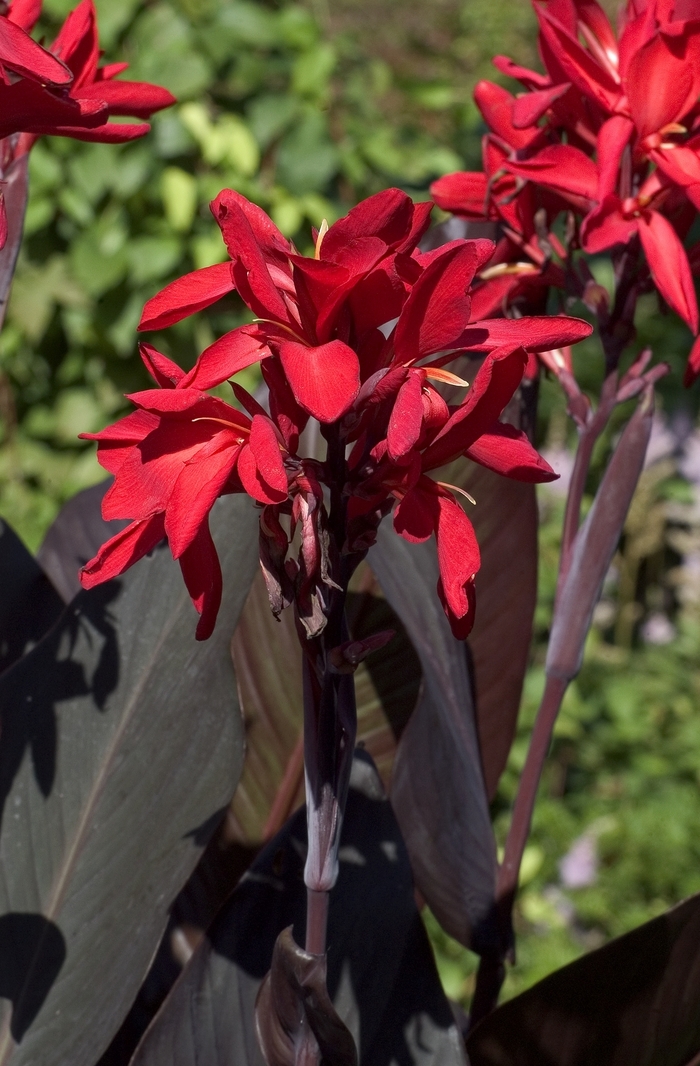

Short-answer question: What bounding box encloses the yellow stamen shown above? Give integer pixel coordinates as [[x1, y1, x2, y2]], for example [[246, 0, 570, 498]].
[[314, 218, 329, 260], [191, 417, 246, 437], [479, 261, 540, 280], [424, 367, 469, 387], [253, 318, 307, 344], [438, 480, 476, 505]]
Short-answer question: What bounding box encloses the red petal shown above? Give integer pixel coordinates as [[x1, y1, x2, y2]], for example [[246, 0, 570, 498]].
[[536, 5, 621, 112], [395, 242, 491, 363], [138, 262, 235, 332], [289, 256, 352, 341], [166, 431, 242, 557], [422, 346, 528, 470], [181, 326, 266, 390], [433, 489, 481, 618], [437, 576, 476, 640], [474, 80, 540, 149], [469, 276, 519, 320], [597, 115, 635, 200], [80, 513, 165, 588], [277, 339, 360, 423], [638, 209, 699, 332], [511, 82, 571, 128], [178, 519, 223, 640], [492, 55, 551, 90], [47, 121, 151, 143], [211, 188, 292, 270], [139, 342, 184, 387], [652, 143, 700, 208], [77, 79, 176, 118], [81, 409, 159, 475], [322, 188, 414, 259], [51, 0, 98, 86], [465, 423, 559, 482], [430, 171, 489, 219], [457, 315, 593, 353], [396, 200, 434, 253], [580, 195, 637, 252], [387, 372, 425, 460], [262, 357, 309, 453], [505, 144, 598, 204], [236, 443, 287, 505], [249, 414, 287, 494], [211, 196, 291, 324], [393, 485, 435, 543], [626, 33, 695, 138], [8, 0, 42, 31], [0, 16, 71, 84]]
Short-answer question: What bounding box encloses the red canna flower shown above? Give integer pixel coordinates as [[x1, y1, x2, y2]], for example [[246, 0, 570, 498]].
[[84, 189, 592, 640], [0, 0, 175, 247], [431, 0, 700, 381]]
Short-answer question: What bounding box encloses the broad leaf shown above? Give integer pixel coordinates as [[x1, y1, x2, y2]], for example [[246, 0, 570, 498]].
[[467, 890, 700, 1066], [0, 493, 259, 1066], [36, 480, 128, 603], [445, 352, 539, 801], [130, 751, 468, 1066], [368, 524, 498, 952], [0, 519, 63, 675], [448, 453, 538, 800], [0, 155, 28, 331]]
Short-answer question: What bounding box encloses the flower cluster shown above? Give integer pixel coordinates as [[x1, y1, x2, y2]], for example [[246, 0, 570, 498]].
[[0, 0, 175, 245], [80, 189, 591, 640], [432, 0, 700, 381]]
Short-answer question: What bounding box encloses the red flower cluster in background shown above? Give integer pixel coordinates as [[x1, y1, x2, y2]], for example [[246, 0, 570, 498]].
[[80, 189, 591, 640], [0, 0, 175, 246], [432, 0, 700, 382]]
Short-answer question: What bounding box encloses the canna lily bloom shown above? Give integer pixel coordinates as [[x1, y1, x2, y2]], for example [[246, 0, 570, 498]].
[[0, 0, 174, 247], [79, 345, 290, 639], [138, 187, 433, 424], [432, 0, 700, 381], [431, 81, 569, 319], [84, 191, 593, 640], [8, 0, 175, 151]]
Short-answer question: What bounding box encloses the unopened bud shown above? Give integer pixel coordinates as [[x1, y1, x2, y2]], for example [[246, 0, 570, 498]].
[[328, 630, 395, 673], [582, 280, 609, 316]]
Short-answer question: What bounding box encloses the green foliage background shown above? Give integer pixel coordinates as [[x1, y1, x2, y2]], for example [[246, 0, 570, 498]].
[[4, 0, 700, 1014]]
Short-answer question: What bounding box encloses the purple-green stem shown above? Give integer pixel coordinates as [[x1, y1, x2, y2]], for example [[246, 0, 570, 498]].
[[306, 890, 330, 956], [471, 339, 628, 1028]]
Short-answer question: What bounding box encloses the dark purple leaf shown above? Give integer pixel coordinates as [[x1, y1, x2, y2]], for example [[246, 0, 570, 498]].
[[0, 494, 258, 1066], [547, 389, 653, 681], [447, 453, 538, 800], [256, 928, 357, 1066], [0, 518, 63, 675], [129, 751, 468, 1066], [467, 891, 700, 1066], [36, 479, 128, 603], [368, 526, 498, 953]]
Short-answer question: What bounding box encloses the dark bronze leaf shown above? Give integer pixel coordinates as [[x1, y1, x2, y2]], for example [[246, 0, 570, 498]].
[[36, 479, 128, 603], [130, 751, 468, 1066], [467, 891, 700, 1066], [0, 519, 63, 675], [0, 494, 259, 1066], [256, 927, 357, 1066], [368, 525, 498, 953]]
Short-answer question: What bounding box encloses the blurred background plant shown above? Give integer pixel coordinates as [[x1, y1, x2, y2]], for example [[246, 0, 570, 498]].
[[5, 0, 700, 1019]]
